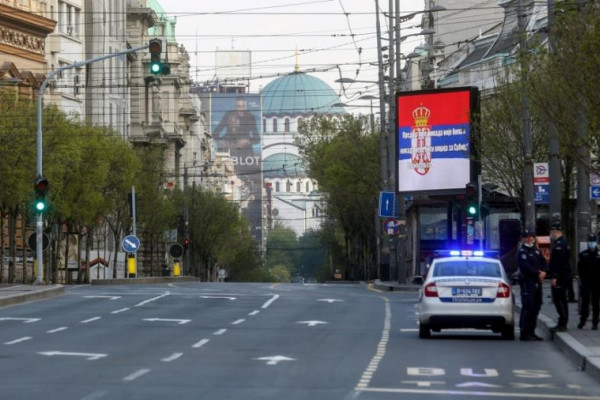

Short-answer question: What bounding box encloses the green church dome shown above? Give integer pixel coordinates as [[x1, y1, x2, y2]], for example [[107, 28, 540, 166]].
[[261, 72, 344, 116], [263, 153, 307, 179]]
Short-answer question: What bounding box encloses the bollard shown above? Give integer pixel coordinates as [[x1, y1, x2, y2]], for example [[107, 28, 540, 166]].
[[127, 254, 136, 278]]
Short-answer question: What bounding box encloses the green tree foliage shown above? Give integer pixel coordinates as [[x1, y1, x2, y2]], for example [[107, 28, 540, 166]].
[[265, 224, 297, 270], [296, 114, 380, 280]]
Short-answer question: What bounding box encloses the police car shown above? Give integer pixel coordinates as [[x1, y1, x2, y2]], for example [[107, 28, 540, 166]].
[[418, 250, 515, 340]]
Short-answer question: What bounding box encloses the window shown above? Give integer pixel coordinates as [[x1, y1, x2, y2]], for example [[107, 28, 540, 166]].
[[306, 182, 310, 192], [286, 180, 292, 192], [263, 118, 267, 133], [284, 118, 290, 132], [272, 118, 278, 133], [59, 1, 80, 37], [275, 182, 280, 192], [433, 261, 501, 278], [296, 181, 301, 192]]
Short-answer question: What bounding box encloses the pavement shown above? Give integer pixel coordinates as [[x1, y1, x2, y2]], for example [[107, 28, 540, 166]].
[[2, 279, 599, 382], [372, 279, 600, 382]]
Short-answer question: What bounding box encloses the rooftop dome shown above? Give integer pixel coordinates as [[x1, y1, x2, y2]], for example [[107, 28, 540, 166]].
[[261, 72, 344, 116], [147, 0, 177, 43], [263, 153, 307, 179]]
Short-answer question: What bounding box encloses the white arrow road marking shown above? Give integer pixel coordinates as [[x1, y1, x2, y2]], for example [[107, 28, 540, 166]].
[[318, 299, 343, 303], [38, 351, 107, 360], [123, 368, 150, 381], [0, 317, 40, 323], [143, 318, 190, 325], [4, 337, 32, 345], [84, 296, 121, 300], [297, 321, 328, 327], [200, 296, 236, 300], [254, 355, 296, 366], [249, 310, 260, 316]]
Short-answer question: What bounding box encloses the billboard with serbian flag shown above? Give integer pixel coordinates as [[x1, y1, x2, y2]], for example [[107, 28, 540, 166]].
[[396, 87, 479, 194]]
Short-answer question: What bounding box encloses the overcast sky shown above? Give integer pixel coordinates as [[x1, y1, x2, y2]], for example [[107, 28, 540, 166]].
[[160, 0, 425, 109]]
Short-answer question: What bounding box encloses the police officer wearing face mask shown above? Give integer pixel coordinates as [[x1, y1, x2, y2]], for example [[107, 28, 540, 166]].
[[549, 221, 572, 332], [517, 229, 547, 341], [577, 233, 600, 330]]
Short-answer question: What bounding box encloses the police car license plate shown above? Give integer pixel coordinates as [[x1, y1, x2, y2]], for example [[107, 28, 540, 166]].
[[452, 287, 482, 296]]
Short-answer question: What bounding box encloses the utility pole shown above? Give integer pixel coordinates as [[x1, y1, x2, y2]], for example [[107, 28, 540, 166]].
[[547, 0, 561, 223], [387, 0, 398, 281], [517, 0, 535, 233], [34, 44, 150, 284]]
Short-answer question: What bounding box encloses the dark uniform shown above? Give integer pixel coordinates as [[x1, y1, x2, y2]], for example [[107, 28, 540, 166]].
[[577, 234, 600, 330], [517, 230, 547, 340], [548, 223, 571, 331]]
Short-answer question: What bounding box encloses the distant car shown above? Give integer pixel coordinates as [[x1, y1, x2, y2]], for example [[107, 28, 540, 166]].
[[417, 250, 515, 340]]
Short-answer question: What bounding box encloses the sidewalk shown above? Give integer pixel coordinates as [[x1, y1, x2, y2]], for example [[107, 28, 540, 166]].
[[0, 284, 64, 308], [373, 279, 600, 382]]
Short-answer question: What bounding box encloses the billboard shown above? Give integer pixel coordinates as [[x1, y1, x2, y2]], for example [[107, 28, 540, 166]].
[[211, 93, 262, 239], [396, 87, 479, 194]]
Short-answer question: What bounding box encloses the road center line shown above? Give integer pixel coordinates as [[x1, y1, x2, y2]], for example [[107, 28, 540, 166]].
[[135, 291, 170, 307], [4, 336, 32, 345], [192, 339, 210, 348], [214, 329, 227, 335], [81, 317, 101, 324], [249, 310, 260, 316], [232, 319, 245, 325], [47, 327, 68, 333], [111, 308, 130, 314], [262, 294, 279, 309], [123, 369, 151, 382], [161, 352, 183, 362]]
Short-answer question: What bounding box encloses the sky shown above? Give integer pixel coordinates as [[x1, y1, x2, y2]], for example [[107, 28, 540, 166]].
[[160, 0, 426, 111]]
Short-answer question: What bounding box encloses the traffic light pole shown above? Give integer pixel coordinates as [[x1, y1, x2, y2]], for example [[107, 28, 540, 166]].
[[33, 44, 150, 284]]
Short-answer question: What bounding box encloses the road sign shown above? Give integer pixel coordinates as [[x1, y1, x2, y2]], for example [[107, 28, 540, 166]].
[[534, 184, 549, 204], [383, 218, 400, 235], [379, 191, 396, 218], [169, 243, 184, 258], [27, 233, 49, 252], [591, 186, 600, 200], [122, 235, 140, 253]]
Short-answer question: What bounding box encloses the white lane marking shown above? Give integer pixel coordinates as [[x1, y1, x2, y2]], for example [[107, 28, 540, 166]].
[[123, 369, 151, 381], [261, 294, 279, 309], [143, 318, 190, 325], [254, 355, 295, 365], [47, 327, 68, 333], [111, 308, 130, 314], [81, 317, 101, 324], [135, 291, 170, 307], [192, 339, 210, 348], [0, 317, 40, 323], [357, 387, 600, 399], [214, 329, 227, 335], [318, 298, 343, 303], [249, 310, 260, 316], [4, 336, 32, 345], [232, 319, 245, 325], [297, 320, 328, 327], [84, 296, 121, 300], [400, 328, 418, 332], [38, 351, 107, 360], [355, 297, 390, 389], [200, 296, 236, 300], [161, 352, 183, 362], [80, 391, 109, 400]]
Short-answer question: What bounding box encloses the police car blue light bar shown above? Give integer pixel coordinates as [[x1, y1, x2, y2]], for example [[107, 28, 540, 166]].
[[435, 250, 499, 258]]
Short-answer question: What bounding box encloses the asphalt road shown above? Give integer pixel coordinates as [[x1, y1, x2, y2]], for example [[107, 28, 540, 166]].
[[0, 282, 599, 400]]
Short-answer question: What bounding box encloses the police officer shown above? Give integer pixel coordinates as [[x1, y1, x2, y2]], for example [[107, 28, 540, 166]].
[[517, 229, 547, 341], [549, 221, 571, 332], [577, 233, 600, 330]]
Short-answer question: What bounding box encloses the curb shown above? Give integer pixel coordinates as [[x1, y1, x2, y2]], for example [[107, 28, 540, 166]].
[[371, 280, 421, 293], [90, 276, 199, 285], [515, 302, 600, 382], [0, 285, 65, 308]]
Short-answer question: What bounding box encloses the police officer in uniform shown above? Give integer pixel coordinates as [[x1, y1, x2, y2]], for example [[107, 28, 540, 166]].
[[517, 229, 547, 341], [549, 221, 571, 332], [577, 233, 600, 330]]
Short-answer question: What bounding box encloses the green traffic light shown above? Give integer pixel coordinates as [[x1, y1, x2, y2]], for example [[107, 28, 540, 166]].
[[35, 200, 46, 212], [467, 204, 477, 216], [150, 62, 161, 74]]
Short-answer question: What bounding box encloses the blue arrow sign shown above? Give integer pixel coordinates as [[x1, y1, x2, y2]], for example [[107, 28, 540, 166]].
[[122, 235, 140, 253], [591, 186, 600, 200], [379, 191, 396, 218]]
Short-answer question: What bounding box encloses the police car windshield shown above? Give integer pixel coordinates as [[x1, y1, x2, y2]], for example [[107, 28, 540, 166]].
[[433, 260, 502, 278]]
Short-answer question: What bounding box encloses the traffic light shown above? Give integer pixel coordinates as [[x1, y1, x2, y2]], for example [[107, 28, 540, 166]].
[[148, 38, 170, 75], [465, 181, 479, 219], [34, 176, 49, 213], [183, 238, 190, 250]]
